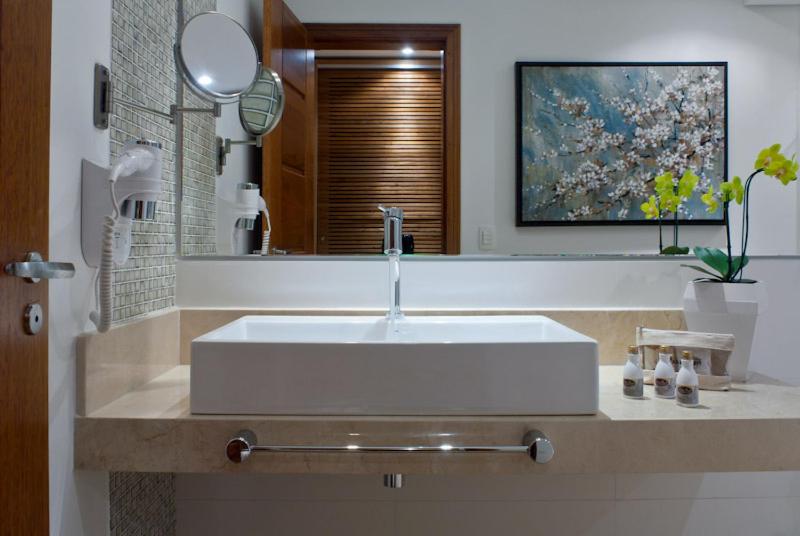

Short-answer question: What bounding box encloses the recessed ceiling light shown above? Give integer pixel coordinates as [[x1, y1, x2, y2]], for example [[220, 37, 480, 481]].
[[197, 74, 213, 86], [401, 47, 414, 56]]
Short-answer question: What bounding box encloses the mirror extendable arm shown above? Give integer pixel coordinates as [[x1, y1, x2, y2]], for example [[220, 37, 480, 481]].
[[93, 64, 221, 129], [215, 136, 262, 175]]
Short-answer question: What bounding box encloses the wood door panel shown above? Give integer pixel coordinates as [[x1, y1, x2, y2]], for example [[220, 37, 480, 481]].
[[280, 167, 310, 251], [281, 7, 307, 94], [281, 84, 307, 172], [0, 0, 52, 533], [262, 0, 315, 253]]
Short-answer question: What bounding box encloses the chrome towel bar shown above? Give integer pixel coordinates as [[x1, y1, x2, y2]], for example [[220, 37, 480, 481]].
[[225, 429, 554, 464]]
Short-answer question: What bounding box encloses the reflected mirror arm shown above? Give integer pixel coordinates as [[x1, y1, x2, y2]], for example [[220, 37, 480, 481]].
[[216, 136, 263, 175], [169, 103, 223, 120]]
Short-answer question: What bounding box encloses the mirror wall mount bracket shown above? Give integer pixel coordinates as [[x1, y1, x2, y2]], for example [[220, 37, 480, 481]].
[[93, 63, 221, 130], [216, 135, 263, 175]]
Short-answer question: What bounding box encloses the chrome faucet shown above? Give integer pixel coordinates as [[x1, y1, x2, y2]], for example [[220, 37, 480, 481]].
[[378, 205, 404, 322]]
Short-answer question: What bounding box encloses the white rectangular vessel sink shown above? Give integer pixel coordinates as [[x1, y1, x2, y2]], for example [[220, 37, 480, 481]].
[[190, 315, 598, 415]]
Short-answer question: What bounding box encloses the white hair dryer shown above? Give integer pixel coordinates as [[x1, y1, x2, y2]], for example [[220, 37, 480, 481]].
[[81, 139, 163, 332], [217, 182, 271, 256]]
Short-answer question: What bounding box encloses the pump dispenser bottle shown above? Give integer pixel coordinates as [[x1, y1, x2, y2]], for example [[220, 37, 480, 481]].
[[623, 345, 644, 399], [654, 345, 676, 399]]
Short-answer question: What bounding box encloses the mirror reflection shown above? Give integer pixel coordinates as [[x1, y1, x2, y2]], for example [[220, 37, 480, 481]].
[[175, 11, 260, 102], [176, 1, 800, 258], [239, 68, 284, 137]]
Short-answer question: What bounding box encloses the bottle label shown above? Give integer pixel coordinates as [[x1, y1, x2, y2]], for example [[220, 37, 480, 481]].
[[677, 385, 699, 406], [623, 378, 643, 398], [655, 377, 675, 398]]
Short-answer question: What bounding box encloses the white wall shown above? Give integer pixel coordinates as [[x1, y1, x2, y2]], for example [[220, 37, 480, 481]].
[[286, 0, 800, 255], [49, 1, 111, 534]]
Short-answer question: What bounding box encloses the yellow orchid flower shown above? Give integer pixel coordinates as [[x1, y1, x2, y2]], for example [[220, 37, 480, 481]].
[[640, 195, 660, 219], [660, 192, 680, 213], [678, 170, 700, 199], [701, 186, 719, 213], [654, 172, 674, 198], [732, 175, 745, 204], [767, 155, 799, 185], [720, 176, 744, 204], [755, 143, 783, 170]]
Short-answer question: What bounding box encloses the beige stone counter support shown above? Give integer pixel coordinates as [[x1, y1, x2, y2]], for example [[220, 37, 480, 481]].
[[74, 366, 800, 475]]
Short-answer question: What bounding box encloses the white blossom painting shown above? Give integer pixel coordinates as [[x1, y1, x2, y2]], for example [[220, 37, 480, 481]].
[[516, 62, 727, 225]]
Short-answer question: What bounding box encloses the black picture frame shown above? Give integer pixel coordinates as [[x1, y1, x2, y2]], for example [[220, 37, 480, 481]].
[[515, 61, 729, 227]]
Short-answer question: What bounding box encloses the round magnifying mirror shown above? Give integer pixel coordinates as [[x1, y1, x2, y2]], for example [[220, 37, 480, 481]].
[[238, 68, 285, 136], [175, 12, 260, 103]]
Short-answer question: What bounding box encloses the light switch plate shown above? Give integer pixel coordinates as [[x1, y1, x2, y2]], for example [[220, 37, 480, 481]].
[[479, 226, 495, 250]]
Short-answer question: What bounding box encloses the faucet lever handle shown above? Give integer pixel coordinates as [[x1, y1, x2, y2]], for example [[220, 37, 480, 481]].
[[377, 205, 403, 220]]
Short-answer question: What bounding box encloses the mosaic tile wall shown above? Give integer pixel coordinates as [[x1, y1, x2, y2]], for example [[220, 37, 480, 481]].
[[109, 0, 217, 323], [110, 0, 177, 322], [179, 0, 219, 257], [110, 473, 176, 536], [109, 0, 215, 534]]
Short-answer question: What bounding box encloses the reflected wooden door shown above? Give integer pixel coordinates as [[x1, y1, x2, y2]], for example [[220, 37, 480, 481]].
[[262, 0, 316, 254], [0, 0, 52, 534]]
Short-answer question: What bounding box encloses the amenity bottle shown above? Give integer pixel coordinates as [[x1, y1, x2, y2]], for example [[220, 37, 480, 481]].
[[676, 351, 700, 408], [623, 345, 644, 399], [654, 345, 676, 399]]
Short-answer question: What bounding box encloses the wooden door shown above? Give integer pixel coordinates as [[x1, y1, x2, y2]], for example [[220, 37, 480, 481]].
[[262, 0, 316, 254], [316, 67, 446, 254], [0, 0, 52, 534]]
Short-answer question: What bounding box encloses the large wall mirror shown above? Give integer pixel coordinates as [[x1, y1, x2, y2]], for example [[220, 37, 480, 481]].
[[177, 0, 800, 258]]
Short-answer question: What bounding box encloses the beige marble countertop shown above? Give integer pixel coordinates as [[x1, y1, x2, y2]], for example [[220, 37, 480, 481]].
[[75, 366, 800, 475]]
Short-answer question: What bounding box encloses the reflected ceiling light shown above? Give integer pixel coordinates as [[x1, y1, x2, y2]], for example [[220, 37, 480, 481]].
[[197, 74, 214, 86], [401, 46, 414, 56]]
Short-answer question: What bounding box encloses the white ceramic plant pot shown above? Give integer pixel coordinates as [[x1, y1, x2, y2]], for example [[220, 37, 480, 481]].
[[682, 281, 768, 382]]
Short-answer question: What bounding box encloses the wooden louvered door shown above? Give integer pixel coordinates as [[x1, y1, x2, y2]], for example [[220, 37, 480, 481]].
[[316, 68, 446, 254]]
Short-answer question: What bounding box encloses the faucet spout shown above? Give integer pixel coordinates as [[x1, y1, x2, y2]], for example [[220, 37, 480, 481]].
[[387, 252, 403, 322], [379, 205, 404, 322]]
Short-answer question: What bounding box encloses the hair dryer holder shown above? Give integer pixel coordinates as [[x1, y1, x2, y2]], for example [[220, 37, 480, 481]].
[[81, 159, 162, 268]]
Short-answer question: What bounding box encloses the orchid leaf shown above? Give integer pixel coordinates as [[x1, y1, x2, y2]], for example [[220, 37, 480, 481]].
[[680, 264, 725, 281], [730, 255, 749, 277], [661, 245, 690, 255], [693, 247, 730, 279]]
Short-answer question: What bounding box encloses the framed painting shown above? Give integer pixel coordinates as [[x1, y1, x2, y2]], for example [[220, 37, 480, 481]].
[[515, 62, 728, 226]]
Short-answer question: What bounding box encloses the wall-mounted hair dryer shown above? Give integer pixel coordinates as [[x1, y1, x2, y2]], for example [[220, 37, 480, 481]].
[[81, 139, 163, 332], [217, 182, 271, 256]]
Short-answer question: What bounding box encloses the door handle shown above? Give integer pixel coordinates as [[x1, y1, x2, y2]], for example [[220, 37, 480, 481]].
[[4, 251, 75, 283]]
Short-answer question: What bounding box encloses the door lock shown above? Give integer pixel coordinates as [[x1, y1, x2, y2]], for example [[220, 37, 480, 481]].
[[23, 303, 44, 335]]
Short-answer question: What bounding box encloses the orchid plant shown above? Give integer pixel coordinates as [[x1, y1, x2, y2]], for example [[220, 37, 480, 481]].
[[684, 144, 798, 282], [640, 169, 700, 254]]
